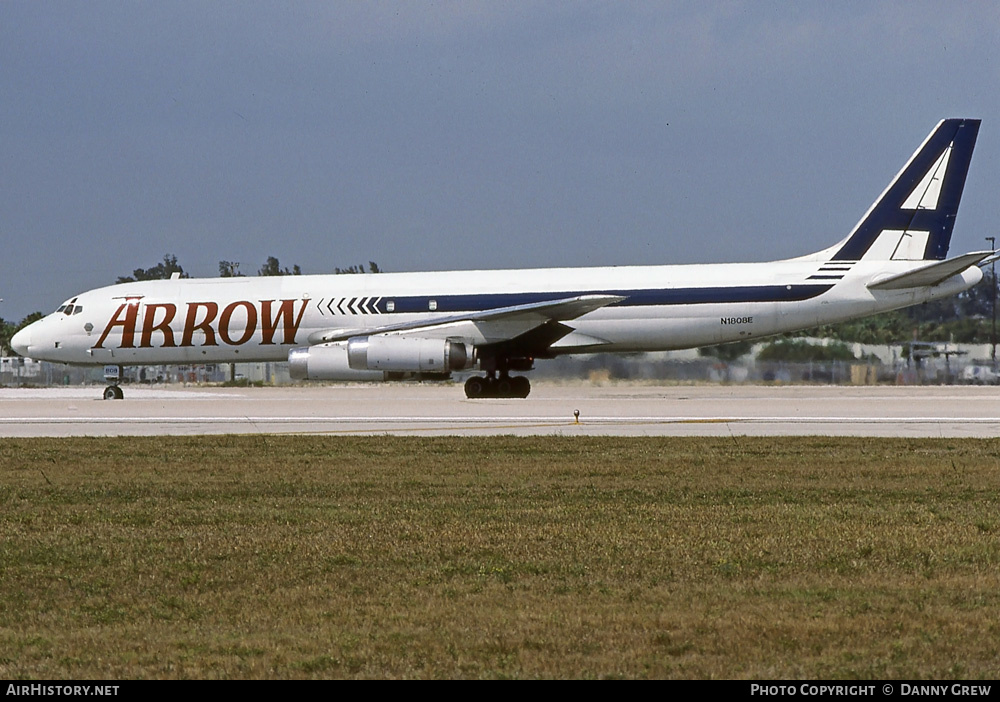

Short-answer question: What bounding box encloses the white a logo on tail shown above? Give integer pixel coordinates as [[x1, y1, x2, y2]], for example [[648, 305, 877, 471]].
[[832, 119, 979, 262]]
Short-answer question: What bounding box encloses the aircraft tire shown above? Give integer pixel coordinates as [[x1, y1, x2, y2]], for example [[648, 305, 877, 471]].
[[496, 377, 513, 397], [512, 376, 531, 398], [464, 376, 488, 399], [103, 385, 124, 400]]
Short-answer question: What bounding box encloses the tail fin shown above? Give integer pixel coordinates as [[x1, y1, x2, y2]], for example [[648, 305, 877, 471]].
[[831, 118, 980, 262]]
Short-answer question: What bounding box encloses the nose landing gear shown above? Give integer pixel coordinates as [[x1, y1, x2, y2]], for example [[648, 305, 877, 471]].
[[103, 385, 124, 400], [103, 364, 124, 400]]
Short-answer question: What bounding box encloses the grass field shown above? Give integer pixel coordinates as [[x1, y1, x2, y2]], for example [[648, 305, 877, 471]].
[[1, 435, 999, 679]]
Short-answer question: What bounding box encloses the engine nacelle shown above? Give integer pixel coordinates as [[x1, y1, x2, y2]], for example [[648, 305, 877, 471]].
[[347, 336, 471, 372], [288, 343, 385, 381]]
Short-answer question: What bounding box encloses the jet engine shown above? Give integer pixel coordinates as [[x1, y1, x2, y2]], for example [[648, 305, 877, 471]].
[[288, 337, 473, 381], [346, 335, 472, 372], [288, 342, 385, 381]]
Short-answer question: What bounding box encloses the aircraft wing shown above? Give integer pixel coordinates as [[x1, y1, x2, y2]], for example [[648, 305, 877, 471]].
[[867, 251, 993, 291], [306, 294, 625, 345]]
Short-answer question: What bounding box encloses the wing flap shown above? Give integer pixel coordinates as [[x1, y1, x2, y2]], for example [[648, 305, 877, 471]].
[[549, 331, 613, 349], [867, 251, 992, 290]]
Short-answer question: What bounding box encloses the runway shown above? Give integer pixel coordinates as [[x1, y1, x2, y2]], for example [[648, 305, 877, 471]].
[[0, 382, 997, 437]]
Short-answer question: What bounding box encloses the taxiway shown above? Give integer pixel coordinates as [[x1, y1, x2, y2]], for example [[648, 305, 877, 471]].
[[0, 383, 997, 437]]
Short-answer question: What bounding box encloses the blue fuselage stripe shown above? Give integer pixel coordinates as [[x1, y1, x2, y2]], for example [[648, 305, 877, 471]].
[[378, 284, 833, 314]]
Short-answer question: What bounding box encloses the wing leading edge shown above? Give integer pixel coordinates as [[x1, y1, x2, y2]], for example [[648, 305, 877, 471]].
[[306, 294, 625, 345]]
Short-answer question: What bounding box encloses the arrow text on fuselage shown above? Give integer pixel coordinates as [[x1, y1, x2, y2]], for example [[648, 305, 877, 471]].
[[93, 298, 308, 349]]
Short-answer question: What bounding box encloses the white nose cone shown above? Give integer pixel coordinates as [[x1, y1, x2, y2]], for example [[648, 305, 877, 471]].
[[10, 326, 31, 357]]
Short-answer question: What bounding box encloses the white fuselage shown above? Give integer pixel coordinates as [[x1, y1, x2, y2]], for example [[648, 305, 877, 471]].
[[12, 258, 983, 367]]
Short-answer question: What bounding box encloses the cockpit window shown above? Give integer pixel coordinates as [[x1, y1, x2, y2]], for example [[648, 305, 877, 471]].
[[58, 298, 78, 316], [56, 305, 67, 313], [72, 306, 83, 315]]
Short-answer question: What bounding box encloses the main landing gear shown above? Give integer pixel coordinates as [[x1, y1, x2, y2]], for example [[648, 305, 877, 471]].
[[464, 373, 531, 399]]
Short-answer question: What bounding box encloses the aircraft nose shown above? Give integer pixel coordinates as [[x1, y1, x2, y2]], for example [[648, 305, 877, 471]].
[[10, 326, 32, 357]]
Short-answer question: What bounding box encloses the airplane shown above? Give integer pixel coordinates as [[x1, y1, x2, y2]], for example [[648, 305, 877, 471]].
[[11, 118, 992, 400]]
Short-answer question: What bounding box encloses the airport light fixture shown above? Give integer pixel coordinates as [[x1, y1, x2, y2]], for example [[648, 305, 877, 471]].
[[988, 236, 997, 368]]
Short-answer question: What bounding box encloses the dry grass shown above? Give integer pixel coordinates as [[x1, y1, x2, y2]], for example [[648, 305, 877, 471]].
[[1, 436, 999, 679]]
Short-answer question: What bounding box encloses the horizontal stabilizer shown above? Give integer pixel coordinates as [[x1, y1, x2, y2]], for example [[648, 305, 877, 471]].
[[867, 251, 992, 290]]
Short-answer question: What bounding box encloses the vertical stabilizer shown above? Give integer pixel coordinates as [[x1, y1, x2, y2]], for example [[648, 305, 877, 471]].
[[832, 119, 980, 261]]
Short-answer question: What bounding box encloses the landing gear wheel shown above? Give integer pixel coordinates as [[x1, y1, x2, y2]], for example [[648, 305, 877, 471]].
[[496, 377, 513, 397], [511, 376, 531, 398], [103, 385, 124, 400], [465, 375, 530, 399], [464, 376, 488, 398]]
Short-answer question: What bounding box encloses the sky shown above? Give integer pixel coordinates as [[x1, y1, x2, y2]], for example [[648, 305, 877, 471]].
[[2, 1, 999, 321]]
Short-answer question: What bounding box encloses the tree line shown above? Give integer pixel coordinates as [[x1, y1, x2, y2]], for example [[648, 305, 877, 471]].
[[117, 254, 383, 282]]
